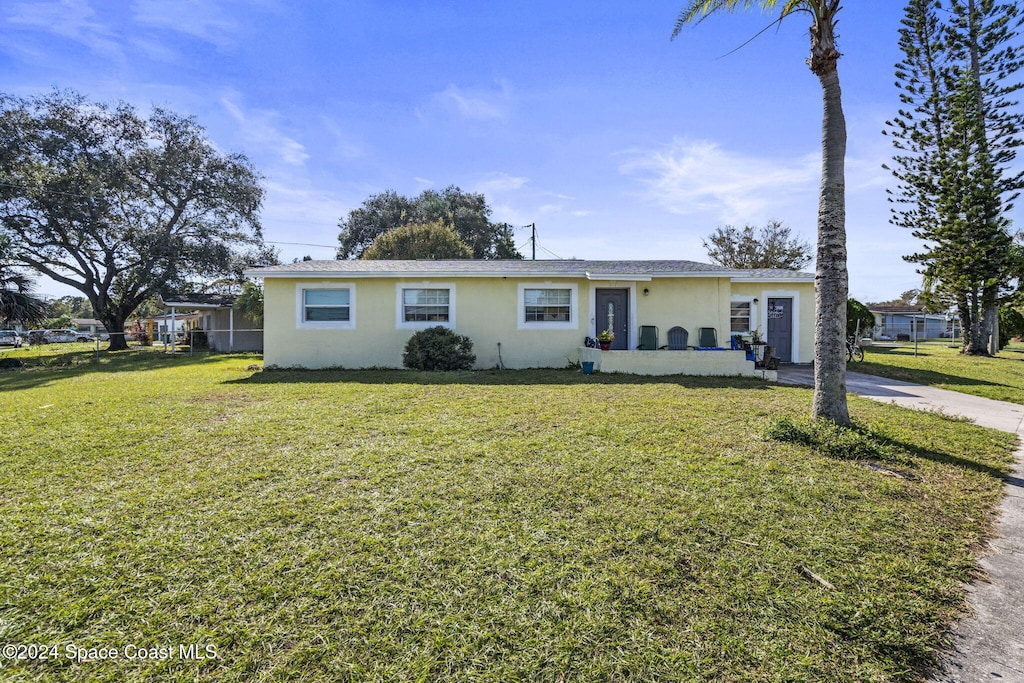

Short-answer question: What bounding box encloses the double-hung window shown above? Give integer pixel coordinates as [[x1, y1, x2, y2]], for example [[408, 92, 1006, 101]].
[[296, 283, 355, 329], [525, 288, 571, 322], [397, 284, 455, 328], [730, 299, 753, 334], [403, 288, 449, 321], [518, 284, 577, 330]]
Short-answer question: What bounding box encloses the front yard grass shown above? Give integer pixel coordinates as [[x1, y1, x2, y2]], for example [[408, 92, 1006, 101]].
[[0, 349, 1018, 681], [855, 340, 1024, 404]]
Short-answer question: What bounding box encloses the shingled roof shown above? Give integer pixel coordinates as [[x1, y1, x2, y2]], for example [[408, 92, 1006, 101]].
[[159, 293, 238, 309], [245, 259, 813, 281]]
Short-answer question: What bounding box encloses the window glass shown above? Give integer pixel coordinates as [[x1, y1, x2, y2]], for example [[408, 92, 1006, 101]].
[[304, 289, 350, 322], [524, 288, 571, 322], [730, 301, 751, 333], [403, 288, 449, 322]]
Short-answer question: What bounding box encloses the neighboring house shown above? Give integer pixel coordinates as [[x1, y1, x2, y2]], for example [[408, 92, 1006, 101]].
[[244, 259, 816, 374], [72, 318, 108, 338], [158, 293, 263, 352], [869, 306, 949, 341], [140, 312, 201, 343]]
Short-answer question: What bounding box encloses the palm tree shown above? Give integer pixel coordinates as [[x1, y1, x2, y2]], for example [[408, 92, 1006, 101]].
[[0, 267, 46, 326], [674, 0, 849, 425]]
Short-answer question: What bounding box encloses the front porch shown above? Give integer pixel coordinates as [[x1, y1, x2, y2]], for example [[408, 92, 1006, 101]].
[[576, 347, 777, 380]]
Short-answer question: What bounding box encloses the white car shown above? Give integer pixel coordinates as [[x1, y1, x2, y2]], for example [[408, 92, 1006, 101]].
[[0, 330, 23, 347], [28, 329, 96, 343]]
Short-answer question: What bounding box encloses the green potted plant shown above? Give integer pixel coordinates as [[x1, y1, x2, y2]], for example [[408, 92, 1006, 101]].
[[597, 329, 614, 350]]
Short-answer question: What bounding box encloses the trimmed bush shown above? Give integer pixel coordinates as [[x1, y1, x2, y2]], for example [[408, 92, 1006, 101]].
[[403, 326, 475, 371]]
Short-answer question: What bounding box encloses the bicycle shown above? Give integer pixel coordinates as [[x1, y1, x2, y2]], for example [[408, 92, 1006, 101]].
[[846, 336, 864, 362]]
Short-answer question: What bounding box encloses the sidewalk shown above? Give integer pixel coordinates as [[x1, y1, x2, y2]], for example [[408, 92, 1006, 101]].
[[777, 366, 1024, 682]]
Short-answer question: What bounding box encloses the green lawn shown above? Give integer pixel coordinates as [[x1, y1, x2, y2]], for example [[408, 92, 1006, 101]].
[[0, 348, 1018, 682], [855, 340, 1024, 404]]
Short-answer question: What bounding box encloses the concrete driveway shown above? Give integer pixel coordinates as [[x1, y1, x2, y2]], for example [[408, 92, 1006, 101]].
[[777, 365, 1024, 682]]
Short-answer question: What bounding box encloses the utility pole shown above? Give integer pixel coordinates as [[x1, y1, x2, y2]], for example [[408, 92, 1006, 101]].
[[529, 223, 536, 260]]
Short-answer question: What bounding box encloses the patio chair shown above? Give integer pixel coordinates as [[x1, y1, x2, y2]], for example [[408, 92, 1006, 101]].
[[731, 334, 755, 362], [665, 326, 690, 350], [697, 327, 721, 349], [637, 325, 659, 350]]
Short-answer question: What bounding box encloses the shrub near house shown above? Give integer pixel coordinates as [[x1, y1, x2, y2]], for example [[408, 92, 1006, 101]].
[[403, 326, 475, 371]]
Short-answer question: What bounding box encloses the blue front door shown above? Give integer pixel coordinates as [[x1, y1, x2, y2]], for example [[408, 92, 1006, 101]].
[[595, 289, 629, 350], [766, 297, 793, 362]]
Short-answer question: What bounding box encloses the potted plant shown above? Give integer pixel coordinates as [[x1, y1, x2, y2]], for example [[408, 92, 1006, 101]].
[[597, 329, 614, 350], [749, 329, 767, 364]]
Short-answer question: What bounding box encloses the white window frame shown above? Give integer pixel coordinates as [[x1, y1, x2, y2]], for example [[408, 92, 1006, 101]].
[[296, 282, 356, 329], [730, 296, 757, 335], [518, 283, 578, 330], [396, 283, 456, 330]]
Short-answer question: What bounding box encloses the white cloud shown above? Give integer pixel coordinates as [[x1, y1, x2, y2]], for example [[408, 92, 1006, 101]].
[[260, 180, 349, 260], [7, 0, 122, 59], [619, 138, 820, 224], [472, 172, 528, 194], [131, 0, 241, 49], [319, 117, 366, 161], [426, 81, 514, 122], [220, 92, 309, 167]]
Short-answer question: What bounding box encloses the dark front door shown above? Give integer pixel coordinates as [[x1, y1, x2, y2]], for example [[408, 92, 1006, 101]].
[[595, 288, 629, 350], [766, 297, 793, 362]]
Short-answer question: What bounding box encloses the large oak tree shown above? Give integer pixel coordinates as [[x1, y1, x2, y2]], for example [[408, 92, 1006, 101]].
[[0, 90, 264, 350], [703, 219, 813, 270], [337, 186, 521, 260]]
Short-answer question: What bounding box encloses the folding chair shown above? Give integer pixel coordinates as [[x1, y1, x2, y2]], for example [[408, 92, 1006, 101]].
[[637, 325, 659, 350], [697, 327, 720, 349]]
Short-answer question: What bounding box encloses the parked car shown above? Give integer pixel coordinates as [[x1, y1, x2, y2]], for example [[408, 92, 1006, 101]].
[[27, 329, 96, 343], [0, 330, 23, 347]]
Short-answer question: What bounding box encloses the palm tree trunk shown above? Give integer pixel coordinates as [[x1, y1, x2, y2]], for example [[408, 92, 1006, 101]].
[[811, 64, 851, 425]]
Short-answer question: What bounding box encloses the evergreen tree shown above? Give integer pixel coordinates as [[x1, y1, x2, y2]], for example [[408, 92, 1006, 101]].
[[885, 0, 1023, 355]]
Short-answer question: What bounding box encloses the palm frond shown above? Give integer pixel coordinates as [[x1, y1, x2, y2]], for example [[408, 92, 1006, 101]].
[[0, 289, 47, 325], [672, 0, 796, 39]]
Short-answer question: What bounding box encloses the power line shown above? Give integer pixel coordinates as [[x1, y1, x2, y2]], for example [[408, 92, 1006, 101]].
[[265, 240, 337, 250], [537, 243, 564, 260]]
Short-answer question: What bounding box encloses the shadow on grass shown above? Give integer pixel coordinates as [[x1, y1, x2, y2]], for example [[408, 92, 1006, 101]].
[[0, 348, 231, 392], [855, 359, 1010, 391], [766, 414, 1012, 481], [226, 366, 777, 389], [868, 428, 1012, 481]]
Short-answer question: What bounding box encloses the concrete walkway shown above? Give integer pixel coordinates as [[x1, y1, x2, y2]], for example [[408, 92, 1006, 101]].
[[778, 366, 1024, 683]]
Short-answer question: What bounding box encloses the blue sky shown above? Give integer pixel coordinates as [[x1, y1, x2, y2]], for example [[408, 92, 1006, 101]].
[[2, 0, 992, 302]]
